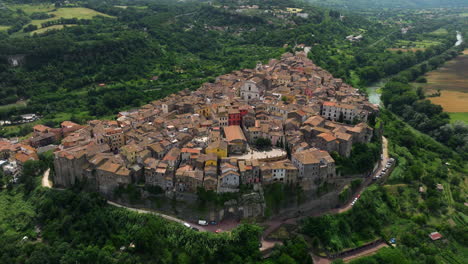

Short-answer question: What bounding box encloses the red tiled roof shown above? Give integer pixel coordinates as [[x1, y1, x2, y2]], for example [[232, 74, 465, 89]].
[[429, 232, 442, 241]]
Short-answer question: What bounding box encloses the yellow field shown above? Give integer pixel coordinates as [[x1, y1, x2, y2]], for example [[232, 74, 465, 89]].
[[420, 49, 468, 113], [429, 91, 468, 112]]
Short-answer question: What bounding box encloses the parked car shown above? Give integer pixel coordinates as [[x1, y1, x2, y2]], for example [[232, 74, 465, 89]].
[[192, 227, 199, 231], [198, 220, 208, 226], [183, 223, 191, 228], [215, 229, 222, 233], [209, 221, 217, 225]]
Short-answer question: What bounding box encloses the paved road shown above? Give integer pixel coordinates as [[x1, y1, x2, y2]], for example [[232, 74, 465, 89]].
[[260, 136, 390, 261], [106, 201, 210, 232]]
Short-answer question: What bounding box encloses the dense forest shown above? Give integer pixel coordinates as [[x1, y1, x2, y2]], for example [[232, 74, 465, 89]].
[[0, 164, 311, 264], [308, 0, 468, 9]]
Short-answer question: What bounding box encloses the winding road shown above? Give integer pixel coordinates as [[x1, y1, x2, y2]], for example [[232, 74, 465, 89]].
[[259, 136, 390, 261]]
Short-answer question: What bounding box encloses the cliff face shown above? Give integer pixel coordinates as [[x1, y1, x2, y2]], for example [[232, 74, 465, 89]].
[[53, 154, 87, 187]]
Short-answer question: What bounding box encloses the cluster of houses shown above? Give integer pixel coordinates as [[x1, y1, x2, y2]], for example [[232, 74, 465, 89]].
[[0, 138, 38, 182], [0, 120, 88, 182], [52, 52, 378, 197]]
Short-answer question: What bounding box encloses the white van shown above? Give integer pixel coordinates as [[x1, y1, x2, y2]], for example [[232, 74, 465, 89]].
[[183, 223, 191, 228], [198, 220, 208, 226]]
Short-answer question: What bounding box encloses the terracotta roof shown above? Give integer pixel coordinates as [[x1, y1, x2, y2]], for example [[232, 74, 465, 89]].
[[15, 152, 35, 163], [181, 148, 201, 154], [429, 232, 442, 241], [223, 126, 246, 142], [207, 140, 227, 150], [335, 132, 352, 141], [61, 121, 79, 128], [318, 133, 337, 142], [98, 160, 121, 173], [33, 124, 50, 132], [293, 149, 334, 165]]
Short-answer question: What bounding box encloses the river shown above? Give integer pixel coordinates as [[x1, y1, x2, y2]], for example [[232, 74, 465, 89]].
[[366, 80, 385, 105], [366, 31, 464, 105]]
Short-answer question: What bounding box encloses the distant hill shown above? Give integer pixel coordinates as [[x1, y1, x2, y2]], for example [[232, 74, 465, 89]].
[[308, 0, 468, 9]]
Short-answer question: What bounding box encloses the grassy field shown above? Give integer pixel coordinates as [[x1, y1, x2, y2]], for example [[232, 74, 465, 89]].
[[429, 28, 448, 36], [387, 47, 425, 52], [30, 24, 77, 35], [7, 3, 53, 14], [448, 113, 468, 123], [0, 100, 28, 112], [7, 4, 113, 33], [0, 25, 10, 31], [388, 39, 441, 52], [416, 49, 468, 113]]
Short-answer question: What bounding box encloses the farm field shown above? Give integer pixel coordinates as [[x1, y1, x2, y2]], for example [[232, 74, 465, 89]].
[[30, 24, 77, 35], [448, 113, 468, 123], [415, 49, 468, 113], [429, 28, 448, 36], [6, 4, 113, 33], [387, 47, 425, 52], [387, 39, 441, 52]]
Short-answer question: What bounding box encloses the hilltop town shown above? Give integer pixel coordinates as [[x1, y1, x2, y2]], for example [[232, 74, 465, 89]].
[[2, 51, 379, 214]]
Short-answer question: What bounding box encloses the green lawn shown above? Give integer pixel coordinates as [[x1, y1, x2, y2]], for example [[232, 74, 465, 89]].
[[395, 39, 441, 49], [0, 100, 27, 111], [27, 7, 114, 27], [430, 28, 448, 36], [30, 24, 77, 35], [7, 3, 54, 14], [7, 4, 114, 33], [448, 112, 468, 123]]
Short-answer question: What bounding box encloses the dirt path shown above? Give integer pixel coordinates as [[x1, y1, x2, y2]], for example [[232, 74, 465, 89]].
[[41, 169, 51, 188]]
